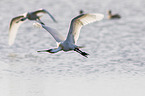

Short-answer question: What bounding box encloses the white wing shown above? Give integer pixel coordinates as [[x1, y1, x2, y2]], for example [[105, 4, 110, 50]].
[[33, 8, 57, 22], [9, 15, 25, 46], [65, 13, 104, 44], [33, 23, 65, 43]]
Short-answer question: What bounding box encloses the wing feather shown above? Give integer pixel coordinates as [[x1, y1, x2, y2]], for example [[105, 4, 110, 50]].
[[33, 23, 65, 43], [66, 13, 104, 44], [9, 15, 25, 46], [33, 8, 57, 22]]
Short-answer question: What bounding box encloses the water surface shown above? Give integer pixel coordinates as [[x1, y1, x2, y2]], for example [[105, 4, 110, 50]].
[[0, 0, 145, 96]]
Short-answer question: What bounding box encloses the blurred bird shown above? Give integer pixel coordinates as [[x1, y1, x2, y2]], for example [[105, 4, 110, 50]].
[[79, 10, 84, 14], [34, 13, 104, 58], [9, 8, 57, 46], [108, 10, 121, 19]]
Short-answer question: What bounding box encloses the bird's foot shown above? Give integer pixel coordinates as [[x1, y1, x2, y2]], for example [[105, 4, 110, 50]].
[[40, 22, 45, 25], [81, 52, 89, 58], [36, 18, 45, 25]]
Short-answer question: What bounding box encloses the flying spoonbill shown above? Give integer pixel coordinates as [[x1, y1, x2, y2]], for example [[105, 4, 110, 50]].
[[34, 13, 104, 58], [9, 8, 57, 46], [108, 10, 121, 19]]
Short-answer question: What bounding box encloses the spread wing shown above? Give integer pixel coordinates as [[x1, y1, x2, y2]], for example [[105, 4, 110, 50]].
[[33, 8, 57, 22], [65, 13, 104, 44], [9, 15, 25, 46], [33, 22, 65, 43]]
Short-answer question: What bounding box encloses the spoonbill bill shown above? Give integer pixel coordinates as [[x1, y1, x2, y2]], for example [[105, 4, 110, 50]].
[[9, 8, 57, 46], [34, 13, 104, 58]]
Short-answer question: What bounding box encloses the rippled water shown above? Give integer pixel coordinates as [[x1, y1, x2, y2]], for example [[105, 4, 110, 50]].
[[0, 0, 145, 96]]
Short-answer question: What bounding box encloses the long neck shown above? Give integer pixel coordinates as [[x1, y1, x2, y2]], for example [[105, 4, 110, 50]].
[[37, 47, 62, 53], [51, 47, 62, 53]]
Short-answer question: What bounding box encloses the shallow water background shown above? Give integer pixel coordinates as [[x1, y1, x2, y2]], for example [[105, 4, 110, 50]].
[[0, 0, 145, 96]]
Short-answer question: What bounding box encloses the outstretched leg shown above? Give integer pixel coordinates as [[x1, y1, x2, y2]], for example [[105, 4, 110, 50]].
[[74, 48, 89, 58], [36, 18, 45, 25]]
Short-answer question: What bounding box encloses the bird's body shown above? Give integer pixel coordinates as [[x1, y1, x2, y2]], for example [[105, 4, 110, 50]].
[[9, 8, 57, 46], [108, 10, 121, 19], [34, 13, 104, 57], [27, 12, 39, 20], [60, 41, 77, 51]]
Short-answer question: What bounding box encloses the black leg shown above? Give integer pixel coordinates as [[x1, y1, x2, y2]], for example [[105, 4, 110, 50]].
[[40, 21, 45, 25], [74, 48, 89, 58], [37, 18, 45, 25]]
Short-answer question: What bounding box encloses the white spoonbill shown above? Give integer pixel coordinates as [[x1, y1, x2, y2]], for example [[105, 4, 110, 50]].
[[9, 8, 57, 46], [34, 13, 104, 58]]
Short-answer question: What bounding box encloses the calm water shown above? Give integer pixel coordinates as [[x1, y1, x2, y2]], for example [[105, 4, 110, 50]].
[[0, 0, 145, 96]]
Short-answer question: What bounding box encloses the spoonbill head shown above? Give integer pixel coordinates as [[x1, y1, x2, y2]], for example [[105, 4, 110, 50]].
[[8, 8, 57, 46], [79, 10, 84, 14], [34, 13, 104, 58]]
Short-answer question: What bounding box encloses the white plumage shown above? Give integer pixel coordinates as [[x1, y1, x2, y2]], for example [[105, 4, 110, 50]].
[[35, 13, 104, 57], [9, 8, 57, 46]]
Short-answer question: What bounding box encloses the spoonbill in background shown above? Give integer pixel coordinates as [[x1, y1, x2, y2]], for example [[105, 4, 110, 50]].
[[108, 10, 121, 19], [9, 8, 57, 46], [34, 13, 104, 58]]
